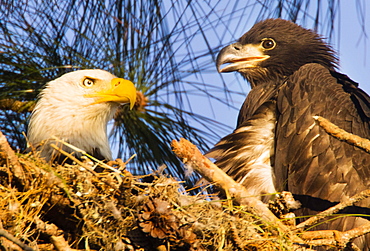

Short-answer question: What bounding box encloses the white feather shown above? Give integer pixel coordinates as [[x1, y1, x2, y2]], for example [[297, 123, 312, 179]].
[[28, 69, 119, 161]]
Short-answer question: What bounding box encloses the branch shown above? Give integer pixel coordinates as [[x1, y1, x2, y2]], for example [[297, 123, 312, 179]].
[[51, 136, 121, 173], [171, 138, 304, 244], [296, 189, 370, 230], [0, 99, 35, 113], [0, 130, 27, 186], [0, 229, 35, 251], [341, 221, 370, 245], [50, 235, 78, 251], [34, 216, 80, 251], [34, 216, 63, 237], [300, 221, 370, 250], [314, 116, 370, 153]]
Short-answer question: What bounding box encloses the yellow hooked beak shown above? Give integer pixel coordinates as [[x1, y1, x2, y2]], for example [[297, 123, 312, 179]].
[[85, 78, 137, 109]]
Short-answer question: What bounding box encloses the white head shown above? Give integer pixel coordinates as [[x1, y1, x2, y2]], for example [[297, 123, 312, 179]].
[[28, 69, 136, 162]]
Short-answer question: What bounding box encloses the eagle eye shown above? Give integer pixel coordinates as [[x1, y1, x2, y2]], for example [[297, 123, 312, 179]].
[[82, 78, 95, 88], [261, 38, 276, 50]]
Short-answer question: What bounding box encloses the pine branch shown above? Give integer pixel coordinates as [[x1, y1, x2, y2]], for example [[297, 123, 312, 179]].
[[0, 99, 35, 113]]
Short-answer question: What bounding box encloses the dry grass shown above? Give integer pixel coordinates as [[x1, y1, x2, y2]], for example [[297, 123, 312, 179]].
[[0, 136, 298, 250], [2, 130, 370, 250]]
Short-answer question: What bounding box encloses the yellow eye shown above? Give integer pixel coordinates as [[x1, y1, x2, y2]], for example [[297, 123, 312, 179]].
[[82, 78, 95, 88], [261, 38, 276, 50]]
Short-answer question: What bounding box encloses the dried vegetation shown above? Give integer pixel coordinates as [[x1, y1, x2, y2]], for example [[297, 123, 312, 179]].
[[0, 131, 294, 251], [1, 116, 370, 251]]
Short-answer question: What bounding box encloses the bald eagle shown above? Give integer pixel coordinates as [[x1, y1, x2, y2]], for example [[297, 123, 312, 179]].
[[28, 69, 136, 162], [209, 19, 370, 248]]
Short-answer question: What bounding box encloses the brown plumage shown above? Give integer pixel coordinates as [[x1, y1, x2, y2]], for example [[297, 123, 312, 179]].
[[209, 19, 370, 249]]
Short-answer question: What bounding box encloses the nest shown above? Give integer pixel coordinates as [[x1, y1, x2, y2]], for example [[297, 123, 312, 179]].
[[1, 118, 370, 250], [0, 135, 298, 251]]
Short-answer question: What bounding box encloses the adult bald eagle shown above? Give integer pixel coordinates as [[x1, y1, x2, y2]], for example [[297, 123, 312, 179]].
[[208, 19, 370, 248], [28, 69, 136, 162]]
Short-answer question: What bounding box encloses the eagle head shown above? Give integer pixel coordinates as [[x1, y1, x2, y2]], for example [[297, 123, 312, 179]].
[[28, 69, 136, 162], [216, 19, 337, 87]]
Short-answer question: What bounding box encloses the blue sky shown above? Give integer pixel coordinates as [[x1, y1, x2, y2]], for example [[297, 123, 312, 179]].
[[337, 1, 369, 91]]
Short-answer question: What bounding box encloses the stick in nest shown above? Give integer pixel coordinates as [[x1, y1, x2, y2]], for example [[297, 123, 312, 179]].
[[171, 138, 304, 245], [0, 228, 35, 251], [296, 189, 370, 249], [51, 136, 121, 173], [299, 222, 370, 250], [0, 131, 27, 185], [296, 189, 370, 230]]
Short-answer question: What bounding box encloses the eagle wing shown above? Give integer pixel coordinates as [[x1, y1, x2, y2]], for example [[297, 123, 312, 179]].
[[210, 62, 370, 246], [207, 82, 279, 201], [275, 63, 370, 202], [275, 63, 370, 247]]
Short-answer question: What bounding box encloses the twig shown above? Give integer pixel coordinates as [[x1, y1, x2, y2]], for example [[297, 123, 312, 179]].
[[34, 216, 81, 251], [0, 130, 27, 186], [0, 229, 35, 251], [296, 189, 370, 230], [340, 221, 370, 246], [314, 116, 370, 153], [50, 235, 76, 251], [300, 222, 370, 250], [34, 216, 63, 236], [107, 155, 136, 172], [50, 143, 99, 176], [51, 136, 121, 173], [0, 99, 35, 113], [50, 143, 122, 191], [171, 138, 304, 244]]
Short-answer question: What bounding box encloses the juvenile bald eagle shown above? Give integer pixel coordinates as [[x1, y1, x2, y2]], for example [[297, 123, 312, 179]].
[[28, 69, 136, 162], [209, 19, 370, 248]]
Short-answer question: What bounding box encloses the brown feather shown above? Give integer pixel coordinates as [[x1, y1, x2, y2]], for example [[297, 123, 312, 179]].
[[212, 18, 370, 249]]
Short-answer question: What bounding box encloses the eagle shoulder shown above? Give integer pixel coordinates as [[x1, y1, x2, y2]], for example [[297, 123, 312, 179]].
[[275, 63, 370, 204]]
